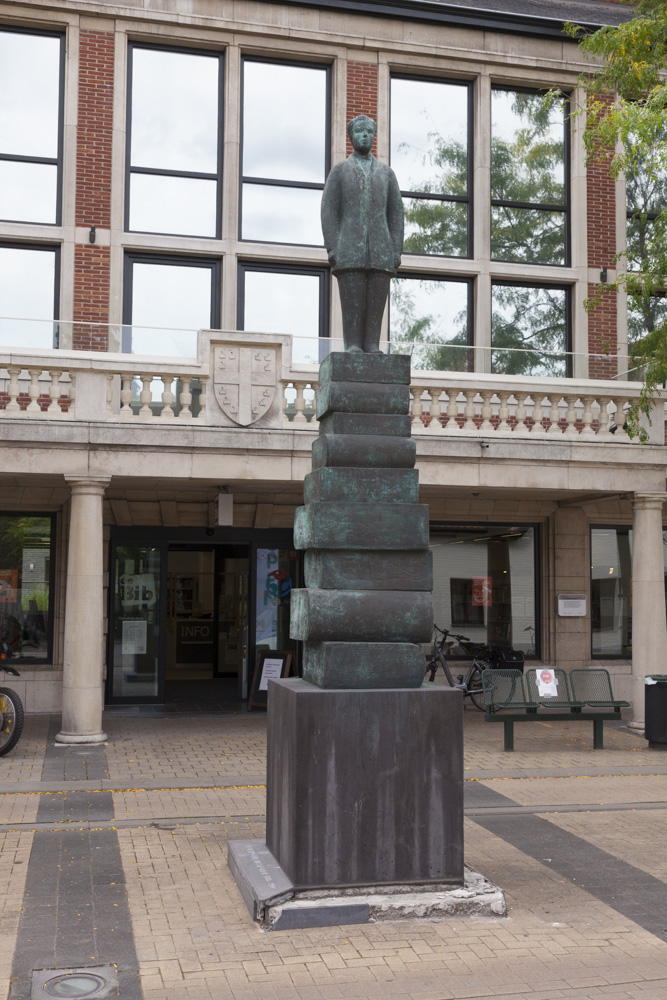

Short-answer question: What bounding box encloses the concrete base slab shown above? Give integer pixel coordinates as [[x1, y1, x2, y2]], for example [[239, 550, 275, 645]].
[[228, 840, 506, 930], [54, 731, 108, 744]]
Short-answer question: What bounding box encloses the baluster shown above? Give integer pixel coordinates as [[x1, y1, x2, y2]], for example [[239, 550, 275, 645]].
[[281, 380, 292, 425], [178, 376, 193, 420], [198, 377, 207, 423], [410, 386, 424, 431], [292, 381, 308, 424], [69, 374, 76, 417], [310, 387, 319, 426], [139, 375, 153, 420], [597, 397, 612, 438], [479, 390, 494, 433], [547, 396, 562, 435], [532, 395, 546, 435], [426, 387, 443, 432], [47, 370, 63, 417], [27, 369, 42, 416], [514, 394, 530, 435], [460, 390, 477, 432], [443, 390, 461, 435], [120, 374, 134, 419], [161, 377, 175, 420], [105, 375, 114, 420], [581, 395, 596, 437], [496, 392, 511, 434], [5, 366, 21, 415], [563, 394, 579, 436], [611, 397, 629, 440]]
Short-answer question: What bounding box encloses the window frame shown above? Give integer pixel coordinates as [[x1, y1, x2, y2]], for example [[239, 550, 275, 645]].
[[0, 25, 65, 227], [0, 241, 61, 348], [237, 260, 330, 358], [490, 84, 571, 268], [0, 510, 56, 665], [491, 279, 572, 377], [388, 272, 475, 365], [389, 72, 474, 260], [125, 41, 225, 240], [239, 54, 331, 247], [122, 252, 221, 353], [429, 520, 541, 660]]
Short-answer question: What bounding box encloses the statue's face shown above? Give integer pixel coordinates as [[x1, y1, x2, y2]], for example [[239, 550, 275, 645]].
[[351, 119, 375, 154]]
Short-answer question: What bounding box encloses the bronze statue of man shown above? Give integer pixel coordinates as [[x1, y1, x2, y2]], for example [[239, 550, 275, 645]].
[[321, 115, 404, 353]]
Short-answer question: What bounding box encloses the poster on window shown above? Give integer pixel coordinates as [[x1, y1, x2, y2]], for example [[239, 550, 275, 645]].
[[472, 576, 492, 607], [0, 570, 18, 603], [122, 619, 147, 655]]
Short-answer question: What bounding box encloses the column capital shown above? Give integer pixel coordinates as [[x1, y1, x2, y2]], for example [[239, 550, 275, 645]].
[[632, 492, 667, 511], [64, 475, 111, 496]]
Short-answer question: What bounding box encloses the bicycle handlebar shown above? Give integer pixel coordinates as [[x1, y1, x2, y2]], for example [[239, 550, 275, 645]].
[[434, 625, 470, 644]]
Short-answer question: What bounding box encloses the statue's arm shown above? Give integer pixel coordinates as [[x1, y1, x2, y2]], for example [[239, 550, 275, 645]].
[[321, 167, 342, 266], [387, 170, 404, 270]]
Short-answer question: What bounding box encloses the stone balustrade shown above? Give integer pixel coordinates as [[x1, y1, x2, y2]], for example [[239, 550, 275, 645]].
[[281, 371, 666, 444], [0, 339, 663, 444]]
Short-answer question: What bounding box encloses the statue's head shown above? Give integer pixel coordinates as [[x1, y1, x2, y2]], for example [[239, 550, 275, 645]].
[[348, 115, 376, 154]]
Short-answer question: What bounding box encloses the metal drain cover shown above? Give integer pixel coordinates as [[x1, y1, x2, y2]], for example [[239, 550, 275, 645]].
[[31, 967, 118, 999]]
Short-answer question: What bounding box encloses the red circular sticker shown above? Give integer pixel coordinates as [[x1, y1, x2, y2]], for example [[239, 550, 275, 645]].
[[540, 670, 553, 683]]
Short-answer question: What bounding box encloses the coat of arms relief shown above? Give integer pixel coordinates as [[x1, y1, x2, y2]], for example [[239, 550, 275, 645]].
[[213, 344, 278, 426]]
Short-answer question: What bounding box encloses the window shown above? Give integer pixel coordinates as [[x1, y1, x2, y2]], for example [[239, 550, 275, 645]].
[[0, 514, 54, 663], [389, 275, 472, 371], [238, 263, 329, 364], [127, 45, 223, 238], [0, 28, 64, 225], [431, 525, 538, 655], [0, 244, 59, 349], [628, 292, 667, 346], [491, 88, 568, 266], [241, 58, 329, 245], [390, 76, 471, 257], [492, 282, 570, 376], [123, 254, 220, 355], [626, 138, 667, 273]]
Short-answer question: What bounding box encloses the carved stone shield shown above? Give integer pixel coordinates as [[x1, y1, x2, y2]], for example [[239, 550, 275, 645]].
[[214, 345, 277, 426]]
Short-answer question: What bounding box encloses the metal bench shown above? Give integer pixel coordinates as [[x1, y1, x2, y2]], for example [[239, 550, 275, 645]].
[[481, 667, 630, 751]]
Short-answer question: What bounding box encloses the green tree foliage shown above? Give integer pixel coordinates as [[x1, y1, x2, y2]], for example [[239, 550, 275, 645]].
[[566, 0, 667, 438]]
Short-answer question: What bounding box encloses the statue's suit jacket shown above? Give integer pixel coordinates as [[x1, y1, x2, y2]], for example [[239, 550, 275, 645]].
[[321, 153, 404, 275]]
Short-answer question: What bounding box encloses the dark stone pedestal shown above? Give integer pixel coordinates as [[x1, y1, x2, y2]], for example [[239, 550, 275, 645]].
[[266, 678, 463, 888]]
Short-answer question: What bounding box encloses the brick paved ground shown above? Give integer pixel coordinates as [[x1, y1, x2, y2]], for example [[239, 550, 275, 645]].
[[2, 708, 667, 1000]]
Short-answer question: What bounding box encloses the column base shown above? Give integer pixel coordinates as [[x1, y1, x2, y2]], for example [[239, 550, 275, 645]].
[[626, 720, 645, 733], [55, 731, 107, 745]]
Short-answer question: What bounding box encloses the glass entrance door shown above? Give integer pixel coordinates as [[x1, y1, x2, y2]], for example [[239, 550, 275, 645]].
[[109, 543, 164, 700]]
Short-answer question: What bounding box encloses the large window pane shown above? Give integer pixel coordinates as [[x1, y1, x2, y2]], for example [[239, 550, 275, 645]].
[[127, 46, 222, 237], [626, 137, 667, 272], [0, 29, 62, 224], [591, 527, 633, 656], [390, 77, 470, 257], [431, 526, 537, 654], [129, 174, 217, 237], [628, 293, 667, 346], [492, 284, 569, 377], [111, 544, 162, 698], [241, 59, 328, 245], [491, 88, 567, 265], [390, 277, 470, 371], [241, 184, 322, 245], [0, 515, 53, 663], [125, 257, 217, 356], [241, 267, 327, 364], [0, 246, 57, 349]]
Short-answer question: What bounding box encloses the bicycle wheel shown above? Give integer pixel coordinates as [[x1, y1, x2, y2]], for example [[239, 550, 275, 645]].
[[0, 687, 24, 757], [468, 665, 486, 712], [425, 656, 437, 683]]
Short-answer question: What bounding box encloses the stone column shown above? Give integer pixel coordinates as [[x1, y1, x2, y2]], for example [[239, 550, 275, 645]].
[[56, 475, 111, 744], [630, 492, 667, 730]]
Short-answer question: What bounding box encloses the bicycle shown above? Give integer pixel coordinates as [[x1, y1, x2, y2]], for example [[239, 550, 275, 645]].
[[425, 625, 493, 711], [0, 665, 24, 757]]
